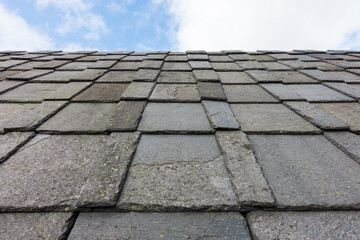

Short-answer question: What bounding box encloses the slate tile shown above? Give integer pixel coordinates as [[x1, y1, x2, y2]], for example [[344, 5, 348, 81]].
[[202, 101, 239, 129], [305, 61, 343, 71], [121, 82, 155, 100], [229, 54, 253, 61], [296, 54, 320, 61], [33, 71, 81, 82], [315, 102, 360, 133], [0, 82, 91, 102], [0, 132, 34, 164], [211, 62, 242, 71], [164, 55, 188, 62], [121, 55, 146, 61], [34, 60, 70, 69], [0, 133, 139, 210], [161, 62, 191, 71], [268, 53, 298, 60], [10, 53, 45, 60], [138, 103, 213, 133], [111, 61, 140, 70], [348, 69, 360, 75], [284, 101, 349, 130], [235, 61, 266, 70], [324, 131, 360, 163], [139, 60, 163, 70], [69, 212, 250, 239], [215, 131, 275, 205], [224, 85, 278, 103], [300, 69, 360, 82], [0, 80, 25, 94], [272, 71, 318, 83], [309, 53, 343, 60], [134, 69, 160, 81], [217, 71, 256, 84], [91, 54, 126, 61], [324, 82, 360, 99], [326, 60, 360, 69], [96, 71, 136, 82], [260, 83, 305, 101], [333, 54, 360, 61], [10, 61, 49, 70], [261, 62, 292, 70], [187, 54, 209, 61], [145, 54, 167, 60], [6, 69, 53, 80], [0, 212, 72, 240], [197, 82, 227, 101], [248, 135, 360, 209], [0, 101, 67, 133], [249, 54, 275, 62], [38, 101, 146, 132], [157, 71, 196, 83], [193, 69, 219, 82], [150, 83, 200, 102], [73, 83, 129, 102], [248, 211, 360, 240], [69, 69, 107, 81], [186, 50, 206, 54], [208, 55, 233, 62], [88, 60, 117, 69], [0, 70, 23, 80], [246, 70, 279, 83], [57, 61, 94, 70], [278, 60, 313, 69], [189, 61, 212, 70], [231, 104, 321, 133], [118, 134, 237, 210], [287, 84, 355, 102]]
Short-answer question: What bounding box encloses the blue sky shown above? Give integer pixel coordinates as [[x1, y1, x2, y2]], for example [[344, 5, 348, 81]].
[[0, 0, 360, 51]]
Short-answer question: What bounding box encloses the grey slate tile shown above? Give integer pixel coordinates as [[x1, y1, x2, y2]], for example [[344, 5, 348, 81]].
[[121, 55, 146, 61], [248, 135, 360, 209], [121, 82, 155, 100], [304, 61, 343, 71], [278, 60, 314, 69], [0, 70, 23, 80], [261, 62, 292, 70], [70, 69, 107, 81], [139, 60, 163, 69], [326, 60, 360, 69], [272, 71, 318, 83], [300, 69, 360, 82], [193, 69, 219, 82], [229, 54, 253, 61], [10, 61, 49, 70], [134, 69, 160, 81], [145, 54, 167, 60], [0, 133, 140, 210], [202, 101, 239, 129], [0, 132, 34, 164], [34, 60, 70, 69], [231, 104, 321, 134], [324, 131, 360, 163], [268, 53, 298, 60], [118, 134, 237, 210], [215, 131, 275, 206], [138, 103, 213, 133], [69, 212, 250, 240], [33, 71, 81, 82], [161, 62, 191, 71], [248, 211, 360, 240], [57, 61, 94, 70], [0, 60, 27, 68], [260, 84, 305, 101], [187, 54, 209, 61], [0, 80, 25, 94], [217, 71, 256, 84], [197, 82, 227, 101], [0, 82, 91, 102], [235, 61, 266, 70], [208, 55, 233, 62], [284, 101, 349, 130], [287, 84, 355, 102], [324, 82, 360, 99], [0, 212, 72, 240], [72, 83, 129, 102], [189, 61, 212, 70], [150, 83, 200, 102], [165, 55, 188, 62], [111, 61, 140, 70], [296, 54, 320, 61], [157, 71, 196, 83], [224, 85, 278, 103], [0, 101, 67, 133], [7, 69, 53, 80], [54, 54, 85, 60], [211, 62, 242, 71], [246, 70, 280, 83], [249, 54, 275, 62], [10, 53, 45, 60], [88, 60, 117, 69], [309, 53, 343, 60], [96, 71, 136, 82]]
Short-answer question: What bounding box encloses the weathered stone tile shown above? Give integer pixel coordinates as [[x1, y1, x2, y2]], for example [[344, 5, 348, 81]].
[[231, 104, 321, 133], [315, 102, 360, 132], [69, 212, 250, 239], [0, 82, 91, 102], [121, 55, 146, 61], [33, 71, 80, 82], [165, 55, 188, 62], [10, 61, 49, 70], [202, 101, 239, 129], [197, 82, 227, 101], [217, 71, 256, 84], [54, 54, 85, 60], [324, 131, 360, 163], [209, 55, 233, 62], [0, 60, 27, 68], [216, 131, 274, 206], [70, 69, 107, 81], [111, 61, 140, 70], [118, 134, 237, 210], [348, 68, 360, 75], [324, 82, 360, 99], [326, 60, 360, 69], [121, 82, 155, 100], [305, 61, 343, 71], [235, 61, 266, 70], [57, 61, 94, 70], [260, 84, 305, 101], [287, 84, 355, 102], [157, 71, 196, 83], [10, 53, 45, 60], [284, 101, 349, 130], [161, 62, 191, 71], [278, 60, 313, 69], [0, 101, 66, 133], [0, 70, 23, 80], [211, 62, 242, 71], [296, 54, 320, 61], [261, 62, 292, 70], [300, 69, 360, 82], [138, 103, 213, 133], [0, 132, 34, 164], [309, 53, 343, 60], [73, 83, 129, 102], [38, 101, 146, 132], [96, 71, 136, 82], [272, 71, 318, 83], [224, 85, 278, 103], [248, 211, 360, 240], [268, 53, 298, 60], [248, 135, 360, 209], [193, 69, 219, 82], [34, 60, 70, 69], [145, 54, 167, 60], [7, 69, 53, 80], [134, 69, 160, 81], [0, 212, 72, 240], [249, 54, 275, 62], [0, 80, 25, 94], [189, 61, 213, 70], [187, 54, 209, 61], [246, 70, 280, 83], [87, 60, 116, 69], [139, 60, 163, 69], [229, 54, 253, 61], [0, 132, 139, 210], [150, 84, 200, 102]]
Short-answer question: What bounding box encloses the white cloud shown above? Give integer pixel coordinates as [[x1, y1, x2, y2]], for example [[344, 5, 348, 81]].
[[62, 42, 98, 51], [106, 0, 135, 14], [0, 4, 53, 51], [166, 0, 360, 51], [35, 0, 108, 40]]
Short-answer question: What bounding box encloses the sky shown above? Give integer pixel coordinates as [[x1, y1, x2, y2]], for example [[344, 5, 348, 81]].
[[0, 0, 360, 51]]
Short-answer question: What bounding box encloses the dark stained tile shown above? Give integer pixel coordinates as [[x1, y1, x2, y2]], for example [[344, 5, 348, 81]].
[[73, 83, 129, 102], [197, 82, 227, 101]]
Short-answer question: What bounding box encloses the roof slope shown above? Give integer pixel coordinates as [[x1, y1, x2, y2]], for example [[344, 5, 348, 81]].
[[0, 49, 359, 239]]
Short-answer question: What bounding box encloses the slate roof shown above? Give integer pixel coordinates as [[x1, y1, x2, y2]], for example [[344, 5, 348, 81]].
[[0, 49, 359, 239]]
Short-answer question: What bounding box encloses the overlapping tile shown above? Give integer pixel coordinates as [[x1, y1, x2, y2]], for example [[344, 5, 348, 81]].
[[324, 131, 360, 163], [0, 132, 34, 164], [202, 101, 239, 129], [197, 82, 227, 101], [157, 71, 196, 83], [96, 70, 136, 82], [150, 83, 200, 102], [0, 80, 25, 94], [193, 69, 219, 82], [260, 84, 305, 101], [224, 85, 278, 103], [217, 71, 256, 84], [323, 82, 360, 99], [72, 83, 129, 102], [121, 82, 155, 100]]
